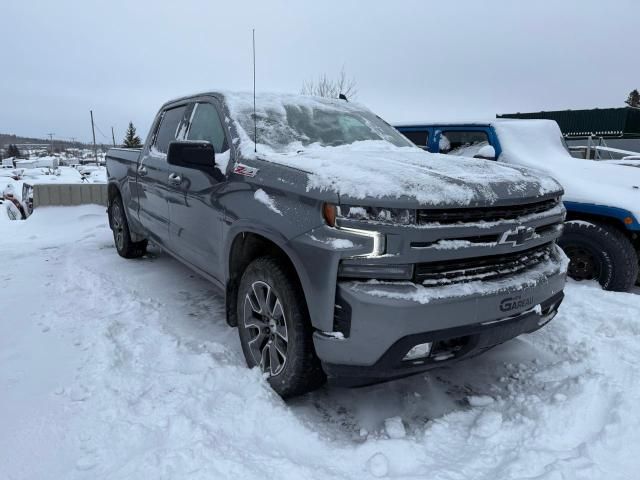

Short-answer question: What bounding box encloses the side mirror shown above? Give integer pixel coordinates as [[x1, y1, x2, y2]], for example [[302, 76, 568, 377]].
[[167, 141, 215, 170], [474, 145, 496, 160]]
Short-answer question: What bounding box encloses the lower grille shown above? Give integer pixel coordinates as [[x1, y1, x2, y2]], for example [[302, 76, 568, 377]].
[[415, 243, 554, 286]]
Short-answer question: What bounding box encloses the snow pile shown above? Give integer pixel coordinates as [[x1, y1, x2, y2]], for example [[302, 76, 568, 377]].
[[224, 92, 562, 205], [2, 207, 640, 479], [494, 120, 640, 219]]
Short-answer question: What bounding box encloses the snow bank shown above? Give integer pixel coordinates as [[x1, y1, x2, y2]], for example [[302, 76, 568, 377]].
[[2, 207, 640, 479]]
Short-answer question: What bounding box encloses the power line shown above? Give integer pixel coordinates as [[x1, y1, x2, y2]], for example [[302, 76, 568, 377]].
[[93, 123, 111, 142]]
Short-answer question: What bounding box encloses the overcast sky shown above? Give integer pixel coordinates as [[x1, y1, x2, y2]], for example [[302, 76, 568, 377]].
[[2, 0, 639, 143]]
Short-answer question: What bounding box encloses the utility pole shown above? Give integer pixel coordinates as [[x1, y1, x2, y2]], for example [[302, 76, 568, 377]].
[[111, 126, 116, 147], [47, 132, 55, 153], [90, 110, 98, 163]]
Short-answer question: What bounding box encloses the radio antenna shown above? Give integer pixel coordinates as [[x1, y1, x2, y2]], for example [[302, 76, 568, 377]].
[[252, 28, 257, 153]]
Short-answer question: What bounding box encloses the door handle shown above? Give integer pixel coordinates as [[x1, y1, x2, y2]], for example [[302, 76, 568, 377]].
[[137, 165, 148, 177], [168, 172, 182, 186]]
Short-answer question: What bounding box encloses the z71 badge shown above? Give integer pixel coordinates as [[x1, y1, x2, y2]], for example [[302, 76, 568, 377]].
[[233, 163, 259, 177]]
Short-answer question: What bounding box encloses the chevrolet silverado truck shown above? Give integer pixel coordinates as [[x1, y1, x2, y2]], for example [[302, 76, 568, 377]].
[[106, 92, 567, 398], [396, 120, 640, 291]]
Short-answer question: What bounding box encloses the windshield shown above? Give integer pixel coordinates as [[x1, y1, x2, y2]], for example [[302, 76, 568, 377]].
[[225, 92, 414, 153]]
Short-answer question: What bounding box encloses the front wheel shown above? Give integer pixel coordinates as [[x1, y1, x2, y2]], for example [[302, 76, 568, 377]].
[[558, 221, 638, 292], [237, 256, 325, 398]]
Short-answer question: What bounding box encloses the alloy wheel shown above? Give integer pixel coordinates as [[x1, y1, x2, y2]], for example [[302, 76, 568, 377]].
[[111, 203, 125, 251], [243, 280, 289, 376]]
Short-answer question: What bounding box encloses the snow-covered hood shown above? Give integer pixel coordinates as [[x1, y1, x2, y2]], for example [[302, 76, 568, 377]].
[[494, 120, 640, 220], [257, 141, 562, 207]]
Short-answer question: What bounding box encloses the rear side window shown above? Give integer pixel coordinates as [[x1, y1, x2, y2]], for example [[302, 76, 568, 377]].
[[187, 102, 228, 153], [439, 130, 489, 156], [153, 105, 188, 154], [402, 130, 429, 149]]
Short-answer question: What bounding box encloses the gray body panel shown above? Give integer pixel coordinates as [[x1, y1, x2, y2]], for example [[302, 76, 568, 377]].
[[106, 91, 567, 379]]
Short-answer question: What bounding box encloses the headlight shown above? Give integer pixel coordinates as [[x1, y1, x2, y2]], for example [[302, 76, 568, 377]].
[[322, 203, 386, 257], [337, 205, 416, 225]]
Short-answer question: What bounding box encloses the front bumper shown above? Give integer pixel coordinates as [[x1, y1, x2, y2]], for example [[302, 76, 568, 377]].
[[313, 246, 567, 386]]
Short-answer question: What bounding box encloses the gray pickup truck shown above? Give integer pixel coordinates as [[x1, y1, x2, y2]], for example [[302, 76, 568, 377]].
[[106, 91, 567, 397]]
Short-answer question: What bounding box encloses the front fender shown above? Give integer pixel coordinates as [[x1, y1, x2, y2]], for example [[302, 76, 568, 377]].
[[223, 220, 370, 332]]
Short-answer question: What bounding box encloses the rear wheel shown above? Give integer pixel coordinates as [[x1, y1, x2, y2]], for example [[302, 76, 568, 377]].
[[558, 221, 638, 292], [108, 195, 147, 259], [237, 256, 325, 398]]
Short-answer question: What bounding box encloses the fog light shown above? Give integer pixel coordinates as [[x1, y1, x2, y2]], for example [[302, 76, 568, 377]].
[[402, 342, 432, 361], [338, 262, 413, 280]]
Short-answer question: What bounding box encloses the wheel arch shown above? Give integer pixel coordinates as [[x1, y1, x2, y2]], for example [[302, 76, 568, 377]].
[[225, 228, 311, 328], [564, 201, 639, 236]]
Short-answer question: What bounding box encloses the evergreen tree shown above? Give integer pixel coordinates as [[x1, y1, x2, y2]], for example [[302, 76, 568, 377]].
[[625, 89, 640, 108], [7, 144, 20, 158], [123, 122, 142, 147]]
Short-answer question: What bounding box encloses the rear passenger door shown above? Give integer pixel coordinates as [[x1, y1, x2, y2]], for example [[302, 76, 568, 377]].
[[167, 100, 230, 281], [137, 104, 190, 245]]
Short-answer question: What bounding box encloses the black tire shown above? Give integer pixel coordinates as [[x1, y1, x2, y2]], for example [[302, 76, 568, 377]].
[[108, 195, 147, 259], [558, 221, 638, 292], [237, 256, 325, 398]]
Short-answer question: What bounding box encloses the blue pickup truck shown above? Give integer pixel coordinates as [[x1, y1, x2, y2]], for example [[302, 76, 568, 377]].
[[396, 120, 640, 291]]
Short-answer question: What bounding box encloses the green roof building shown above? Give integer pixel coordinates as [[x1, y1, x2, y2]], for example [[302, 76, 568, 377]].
[[498, 107, 640, 138]]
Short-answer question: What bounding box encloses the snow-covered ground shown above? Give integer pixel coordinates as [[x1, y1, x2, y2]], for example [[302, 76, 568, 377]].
[[1, 206, 639, 479]]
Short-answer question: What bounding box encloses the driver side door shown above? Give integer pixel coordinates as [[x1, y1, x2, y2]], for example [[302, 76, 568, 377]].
[[137, 104, 190, 246], [167, 100, 230, 282]]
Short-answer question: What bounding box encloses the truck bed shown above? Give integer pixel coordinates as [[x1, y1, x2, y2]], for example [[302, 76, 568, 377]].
[[106, 147, 142, 165]]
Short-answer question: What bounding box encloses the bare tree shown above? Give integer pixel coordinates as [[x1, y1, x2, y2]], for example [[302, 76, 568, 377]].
[[301, 67, 358, 100], [625, 89, 640, 108]]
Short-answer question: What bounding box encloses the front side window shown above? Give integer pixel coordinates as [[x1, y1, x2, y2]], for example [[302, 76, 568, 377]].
[[401, 130, 429, 149], [153, 105, 188, 154], [439, 130, 489, 156], [187, 103, 228, 153]]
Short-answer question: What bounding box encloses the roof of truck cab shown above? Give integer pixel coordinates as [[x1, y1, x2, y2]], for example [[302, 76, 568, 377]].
[[160, 91, 361, 109], [161, 91, 225, 107]]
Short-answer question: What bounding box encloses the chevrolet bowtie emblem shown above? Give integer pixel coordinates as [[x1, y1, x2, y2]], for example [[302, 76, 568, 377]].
[[498, 226, 536, 246]]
